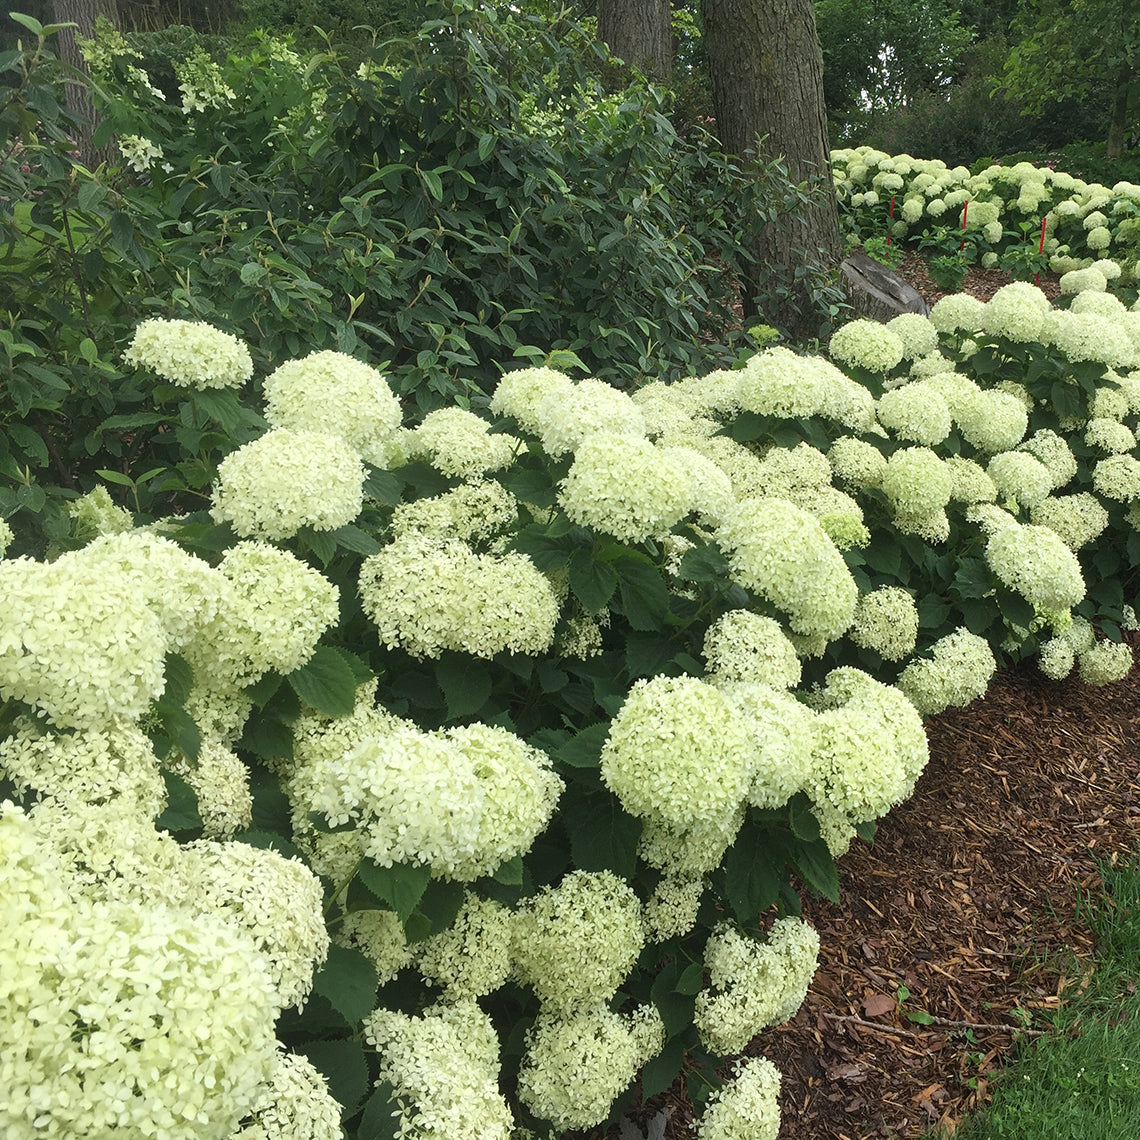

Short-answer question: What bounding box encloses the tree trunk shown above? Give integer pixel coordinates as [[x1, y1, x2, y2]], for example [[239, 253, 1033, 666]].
[[597, 0, 672, 81], [1106, 62, 1132, 160], [701, 0, 842, 337], [51, 0, 120, 170]]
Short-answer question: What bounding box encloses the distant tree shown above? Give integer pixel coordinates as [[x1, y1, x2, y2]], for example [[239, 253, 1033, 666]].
[[50, 0, 120, 168], [596, 0, 672, 79], [701, 0, 841, 337], [1002, 0, 1138, 158]]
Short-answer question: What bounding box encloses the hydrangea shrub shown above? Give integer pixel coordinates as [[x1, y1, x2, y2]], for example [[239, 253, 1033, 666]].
[[2, 285, 1138, 1137]]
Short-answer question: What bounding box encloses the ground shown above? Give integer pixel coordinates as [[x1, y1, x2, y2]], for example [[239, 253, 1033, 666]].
[[584, 259, 1140, 1140]]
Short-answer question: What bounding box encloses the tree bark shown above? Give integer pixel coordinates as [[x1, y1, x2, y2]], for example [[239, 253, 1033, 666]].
[[597, 0, 672, 81], [51, 0, 120, 170], [1106, 62, 1132, 160], [701, 0, 842, 337]]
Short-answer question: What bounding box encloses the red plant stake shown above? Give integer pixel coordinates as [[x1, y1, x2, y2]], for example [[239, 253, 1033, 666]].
[[959, 200, 969, 250], [1035, 216, 1047, 286]]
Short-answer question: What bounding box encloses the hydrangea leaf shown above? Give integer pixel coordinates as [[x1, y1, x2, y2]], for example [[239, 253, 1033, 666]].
[[358, 858, 431, 924], [435, 654, 491, 719], [569, 547, 618, 611], [287, 644, 359, 718], [356, 1082, 401, 1140], [297, 1039, 371, 1120], [312, 943, 379, 1026]]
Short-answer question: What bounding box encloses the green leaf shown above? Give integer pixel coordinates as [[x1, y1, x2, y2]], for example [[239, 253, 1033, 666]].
[[676, 961, 705, 995], [9, 12, 45, 34], [357, 859, 430, 924], [492, 854, 524, 885], [615, 558, 669, 631], [651, 959, 696, 1038], [792, 837, 841, 903], [677, 542, 731, 584], [568, 548, 617, 611], [435, 654, 491, 720], [163, 653, 194, 706], [357, 1083, 400, 1140], [410, 877, 466, 942], [297, 1039, 370, 1119], [717, 822, 784, 924], [555, 722, 610, 768], [329, 523, 383, 556], [96, 468, 134, 486], [77, 336, 98, 363], [953, 558, 993, 601], [149, 699, 201, 762], [191, 388, 248, 433], [238, 713, 295, 760], [639, 1036, 687, 1098], [788, 794, 822, 842], [155, 770, 202, 833], [312, 943, 378, 1026], [363, 468, 402, 505], [287, 645, 359, 717], [559, 789, 641, 880], [906, 1009, 935, 1025]]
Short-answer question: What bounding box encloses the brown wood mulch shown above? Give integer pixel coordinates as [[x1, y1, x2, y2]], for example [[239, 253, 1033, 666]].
[[581, 258, 1140, 1140]]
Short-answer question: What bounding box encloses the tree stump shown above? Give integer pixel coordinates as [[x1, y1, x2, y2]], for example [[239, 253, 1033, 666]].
[[841, 249, 930, 321]]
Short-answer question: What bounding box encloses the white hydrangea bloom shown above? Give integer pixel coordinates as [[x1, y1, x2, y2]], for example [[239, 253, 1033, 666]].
[[804, 668, 928, 825], [643, 873, 706, 942], [0, 555, 168, 729], [262, 350, 402, 459], [1093, 454, 1140, 500], [1020, 429, 1078, 489], [1061, 266, 1111, 295], [601, 674, 757, 828], [359, 534, 559, 658], [1078, 640, 1133, 685], [1042, 310, 1136, 368], [987, 451, 1054, 508], [533, 377, 646, 457], [736, 347, 876, 429], [67, 530, 227, 649], [180, 839, 329, 1011], [410, 407, 521, 478], [234, 1051, 343, 1140], [659, 444, 737, 525], [184, 541, 339, 689], [558, 432, 694, 541], [716, 681, 818, 809], [897, 628, 997, 715], [335, 908, 410, 983], [512, 870, 644, 1011], [930, 293, 986, 334], [885, 313, 939, 359], [695, 1056, 782, 1140], [1030, 493, 1110, 550], [715, 498, 857, 639], [849, 587, 919, 660], [828, 319, 905, 372], [2, 805, 279, 1140], [694, 919, 820, 1055], [954, 388, 1029, 453], [1039, 636, 1075, 680], [364, 1001, 514, 1139], [162, 739, 252, 839], [944, 456, 997, 503], [985, 522, 1085, 610], [390, 480, 517, 545], [211, 428, 365, 540], [982, 282, 1051, 341], [637, 808, 745, 876], [702, 610, 801, 689], [124, 317, 253, 389], [305, 724, 484, 876], [0, 516, 12, 556], [488, 366, 575, 435], [1, 718, 165, 815], [441, 722, 563, 880], [828, 436, 887, 488], [415, 893, 514, 997], [516, 1004, 664, 1131], [1086, 416, 1137, 453], [876, 382, 952, 445], [1090, 384, 1130, 421], [67, 485, 133, 539], [881, 447, 953, 516]]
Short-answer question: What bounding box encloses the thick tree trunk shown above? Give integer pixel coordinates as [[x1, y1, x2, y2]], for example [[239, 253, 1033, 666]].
[[597, 0, 672, 81], [51, 0, 120, 170], [1106, 63, 1132, 160], [701, 0, 842, 337]]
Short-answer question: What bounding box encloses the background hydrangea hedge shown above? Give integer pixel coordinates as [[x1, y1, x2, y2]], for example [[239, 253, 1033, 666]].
[[833, 145, 1140, 285], [3, 273, 1140, 1140]]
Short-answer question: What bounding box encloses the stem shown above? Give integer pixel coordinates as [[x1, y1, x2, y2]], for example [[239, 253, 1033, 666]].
[[323, 854, 364, 918]]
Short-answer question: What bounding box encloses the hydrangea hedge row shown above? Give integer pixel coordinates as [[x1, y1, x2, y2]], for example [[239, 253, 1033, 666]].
[[833, 145, 1140, 283], [3, 273, 1140, 1140]]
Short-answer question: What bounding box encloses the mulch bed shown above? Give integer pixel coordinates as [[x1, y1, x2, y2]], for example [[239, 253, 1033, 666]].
[[583, 257, 1140, 1140]]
